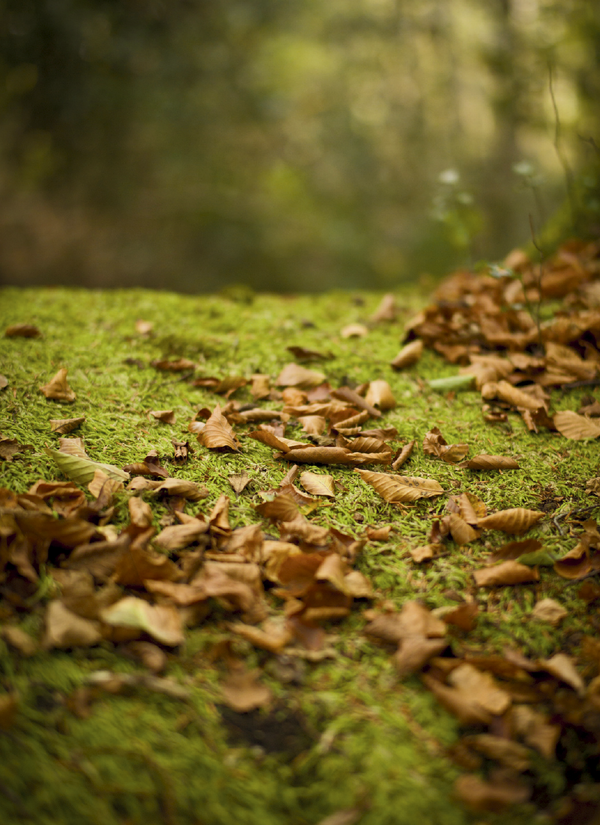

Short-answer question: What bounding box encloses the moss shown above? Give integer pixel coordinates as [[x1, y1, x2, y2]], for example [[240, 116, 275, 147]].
[[1, 285, 599, 824]]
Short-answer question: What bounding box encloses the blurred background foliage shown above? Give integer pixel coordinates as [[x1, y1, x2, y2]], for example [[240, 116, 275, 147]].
[[0, 0, 598, 292]]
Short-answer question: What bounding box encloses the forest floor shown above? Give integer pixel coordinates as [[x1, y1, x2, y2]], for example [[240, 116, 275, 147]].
[[1, 246, 600, 825]]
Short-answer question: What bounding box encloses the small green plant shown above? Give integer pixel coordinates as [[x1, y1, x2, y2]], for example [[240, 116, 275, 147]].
[[431, 169, 483, 264]]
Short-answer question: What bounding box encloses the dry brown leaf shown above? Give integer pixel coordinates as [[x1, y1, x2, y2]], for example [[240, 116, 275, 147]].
[[220, 666, 272, 712], [410, 544, 437, 563], [44, 600, 102, 649], [508, 705, 560, 759], [539, 652, 585, 695], [151, 357, 196, 372], [276, 363, 326, 388], [531, 597, 568, 626], [355, 468, 444, 503], [135, 319, 153, 335], [100, 596, 184, 646], [250, 373, 271, 399], [40, 368, 76, 402], [473, 560, 540, 587], [365, 380, 396, 411], [448, 663, 511, 715], [461, 454, 520, 470], [454, 774, 530, 812], [395, 636, 447, 678], [423, 427, 469, 464], [228, 619, 292, 653], [495, 379, 542, 410], [152, 478, 208, 501], [448, 513, 479, 545], [299, 471, 336, 498], [149, 409, 176, 424], [153, 520, 208, 551], [199, 404, 240, 451], [128, 496, 154, 528], [365, 524, 392, 542], [391, 340, 423, 369], [477, 507, 544, 534], [281, 445, 385, 466], [50, 417, 85, 434], [421, 673, 492, 726], [391, 440, 415, 470], [463, 733, 531, 771], [5, 323, 41, 338], [553, 410, 600, 440], [331, 386, 381, 418], [298, 415, 327, 435], [229, 472, 251, 495], [340, 323, 369, 338], [487, 538, 542, 563], [0, 374, 7, 390], [370, 293, 397, 323], [125, 641, 167, 673], [1, 626, 38, 656], [256, 493, 299, 522], [113, 542, 180, 587]]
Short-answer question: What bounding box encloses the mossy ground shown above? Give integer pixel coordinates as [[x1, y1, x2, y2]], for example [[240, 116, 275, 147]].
[[1, 285, 599, 825]]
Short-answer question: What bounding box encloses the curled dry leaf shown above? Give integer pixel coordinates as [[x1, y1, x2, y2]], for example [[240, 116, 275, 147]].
[[391, 440, 415, 470], [50, 417, 85, 434], [40, 368, 76, 402], [152, 478, 209, 501], [370, 292, 397, 323], [494, 380, 542, 411], [423, 427, 469, 464], [299, 415, 327, 435], [539, 653, 585, 695], [448, 513, 479, 545], [355, 468, 444, 503], [299, 471, 336, 498], [100, 596, 184, 646], [276, 363, 326, 389], [148, 409, 176, 424], [448, 662, 511, 715], [1, 626, 38, 657], [553, 410, 600, 440], [487, 538, 542, 563], [128, 496, 154, 528], [88, 469, 123, 500], [365, 379, 396, 411], [229, 472, 251, 495], [391, 339, 422, 369], [477, 508, 544, 534], [250, 373, 271, 399], [153, 520, 207, 551], [421, 673, 492, 726], [341, 323, 369, 338], [151, 357, 196, 372], [473, 560, 540, 587], [460, 454, 520, 470], [199, 404, 240, 451]]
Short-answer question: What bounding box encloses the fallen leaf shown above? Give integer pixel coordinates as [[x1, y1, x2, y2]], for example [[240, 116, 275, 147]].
[[125, 641, 167, 673], [477, 508, 544, 534], [423, 427, 469, 464], [128, 496, 154, 528], [473, 560, 540, 587], [448, 513, 479, 545], [152, 478, 209, 501], [410, 544, 437, 562], [487, 538, 542, 563], [151, 357, 196, 372], [299, 471, 336, 498], [88, 469, 124, 500], [135, 319, 153, 335], [5, 323, 41, 337], [220, 665, 272, 712], [448, 662, 512, 715], [454, 774, 530, 812], [553, 410, 600, 440], [355, 468, 444, 503], [298, 415, 327, 435], [198, 404, 240, 451], [391, 440, 415, 470], [0, 374, 7, 390], [40, 368, 76, 402], [341, 323, 369, 338], [229, 472, 251, 495], [154, 520, 208, 551], [44, 600, 102, 648], [0, 436, 21, 462], [460, 454, 520, 470], [148, 409, 176, 424], [49, 417, 86, 434], [539, 652, 585, 695], [370, 293, 397, 323], [100, 596, 184, 646], [1, 626, 38, 656], [44, 446, 130, 485], [421, 673, 492, 726], [365, 379, 396, 410], [286, 346, 331, 362], [531, 598, 568, 626], [276, 363, 326, 388], [390, 340, 422, 369], [250, 373, 271, 399]]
